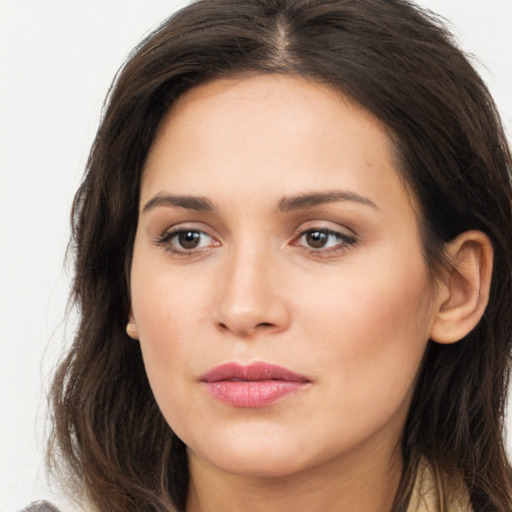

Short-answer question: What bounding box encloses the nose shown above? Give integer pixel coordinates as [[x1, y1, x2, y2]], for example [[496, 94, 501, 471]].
[[212, 245, 291, 337]]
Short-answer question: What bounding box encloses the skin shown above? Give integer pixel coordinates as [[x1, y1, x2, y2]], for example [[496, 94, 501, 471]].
[[130, 74, 443, 512]]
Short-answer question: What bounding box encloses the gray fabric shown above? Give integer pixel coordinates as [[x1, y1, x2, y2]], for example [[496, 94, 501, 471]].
[[19, 501, 61, 512]]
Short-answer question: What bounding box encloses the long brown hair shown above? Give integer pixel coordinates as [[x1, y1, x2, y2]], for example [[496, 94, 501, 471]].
[[48, 1, 512, 510]]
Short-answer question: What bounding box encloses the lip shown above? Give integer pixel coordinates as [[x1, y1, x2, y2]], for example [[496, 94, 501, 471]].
[[200, 362, 311, 408]]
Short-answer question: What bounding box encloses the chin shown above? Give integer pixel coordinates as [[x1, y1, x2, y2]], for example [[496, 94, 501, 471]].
[[185, 425, 317, 478], [194, 448, 311, 479]]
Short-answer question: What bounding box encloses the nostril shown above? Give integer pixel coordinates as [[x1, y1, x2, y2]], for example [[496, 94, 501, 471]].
[[216, 320, 276, 335]]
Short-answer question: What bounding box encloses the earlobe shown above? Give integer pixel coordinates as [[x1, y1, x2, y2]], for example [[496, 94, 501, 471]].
[[430, 230, 493, 344], [126, 311, 139, 340]]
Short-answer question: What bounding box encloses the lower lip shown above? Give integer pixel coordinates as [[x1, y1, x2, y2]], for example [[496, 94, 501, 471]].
[[203, 380, 308, 407]]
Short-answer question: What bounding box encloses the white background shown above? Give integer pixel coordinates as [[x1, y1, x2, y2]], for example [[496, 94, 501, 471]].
[[0, 1, 511, 511]]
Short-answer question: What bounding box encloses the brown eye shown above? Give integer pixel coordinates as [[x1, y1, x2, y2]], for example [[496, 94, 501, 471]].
[[305, 231, 329, 248], [177, 231, 202, 249]]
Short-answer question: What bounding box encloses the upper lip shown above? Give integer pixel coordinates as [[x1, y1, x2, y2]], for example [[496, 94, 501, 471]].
[[201, 362, 310, 383]]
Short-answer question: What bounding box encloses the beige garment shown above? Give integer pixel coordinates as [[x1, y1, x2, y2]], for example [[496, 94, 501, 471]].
[[406, 459, 473, 512]]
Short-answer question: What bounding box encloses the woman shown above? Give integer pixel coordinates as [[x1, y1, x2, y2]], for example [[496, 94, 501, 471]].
[[33, 0, 512, 510]]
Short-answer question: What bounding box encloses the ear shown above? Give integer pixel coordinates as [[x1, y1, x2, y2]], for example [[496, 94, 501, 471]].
[[126, 310, 139, 340], [430, 230, 493, 344]]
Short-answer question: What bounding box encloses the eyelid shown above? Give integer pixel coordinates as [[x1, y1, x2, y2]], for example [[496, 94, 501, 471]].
[[290, 221, 358, 254]]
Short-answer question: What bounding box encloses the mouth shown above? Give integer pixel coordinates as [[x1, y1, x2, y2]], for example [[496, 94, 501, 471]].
[[200, 362, 311, 408]]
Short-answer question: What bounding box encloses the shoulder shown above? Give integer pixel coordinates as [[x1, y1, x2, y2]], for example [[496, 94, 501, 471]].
[[18, 501, 63, 512], [407, 459, 473, 512]]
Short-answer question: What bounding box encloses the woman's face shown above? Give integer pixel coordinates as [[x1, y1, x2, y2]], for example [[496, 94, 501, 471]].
[[130, 75, 438, 479]]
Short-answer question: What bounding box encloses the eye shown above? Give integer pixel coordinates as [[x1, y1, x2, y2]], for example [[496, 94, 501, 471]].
[[155, 228, 219, 255], [173, 230, 207, 250], [294, 228, 356, 252]]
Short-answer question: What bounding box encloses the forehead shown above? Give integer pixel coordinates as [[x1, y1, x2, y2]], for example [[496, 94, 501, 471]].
[[141, 74, 414, 217]]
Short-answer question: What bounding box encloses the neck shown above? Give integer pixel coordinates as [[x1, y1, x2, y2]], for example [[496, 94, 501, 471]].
[[186, 436, 403, 512]]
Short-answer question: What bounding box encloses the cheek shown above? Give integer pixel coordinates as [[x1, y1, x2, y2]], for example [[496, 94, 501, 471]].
[[295, 252, 434, 411], [131, 236, 211, 338], [135, 285, 202, 338], [131, 270, 206, 366], [129, 248, 222, 425], [133, 299, 203, 434]]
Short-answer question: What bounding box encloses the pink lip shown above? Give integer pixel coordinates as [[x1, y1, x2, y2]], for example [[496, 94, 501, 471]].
[[200, 362, 310, 408]]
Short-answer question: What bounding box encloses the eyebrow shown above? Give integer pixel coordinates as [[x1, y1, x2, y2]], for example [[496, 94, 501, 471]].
[[143, 194, 215, 213], [277, 191, 378, 212], [142, 190, 378, 214]]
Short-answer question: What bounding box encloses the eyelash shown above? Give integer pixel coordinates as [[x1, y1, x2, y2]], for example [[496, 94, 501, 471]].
[[154, 226, 357, 257]]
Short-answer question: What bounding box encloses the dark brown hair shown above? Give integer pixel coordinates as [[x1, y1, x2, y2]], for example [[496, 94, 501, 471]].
[[48, 1, 512, 510]]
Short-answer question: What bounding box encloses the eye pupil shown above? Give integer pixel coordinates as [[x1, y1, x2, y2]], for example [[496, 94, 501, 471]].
[[306, 231, 328, 248], [178, 231, 201, 249]]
